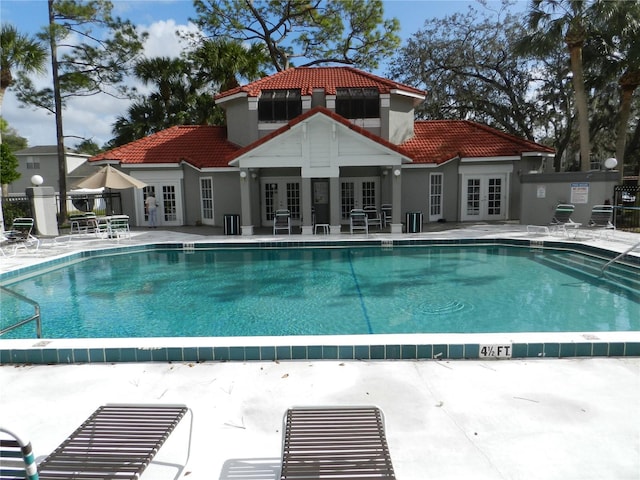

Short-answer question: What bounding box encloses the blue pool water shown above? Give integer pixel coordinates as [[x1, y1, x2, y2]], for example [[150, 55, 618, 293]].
[[2, 246, 639, 339]]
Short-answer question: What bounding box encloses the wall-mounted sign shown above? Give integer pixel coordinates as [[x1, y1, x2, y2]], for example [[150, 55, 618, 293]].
[[536, 185, 546, 198], [570, 182, 589, 204]]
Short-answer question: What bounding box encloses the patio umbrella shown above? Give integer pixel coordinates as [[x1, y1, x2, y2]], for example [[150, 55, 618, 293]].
[[74, 165, 147, 190]]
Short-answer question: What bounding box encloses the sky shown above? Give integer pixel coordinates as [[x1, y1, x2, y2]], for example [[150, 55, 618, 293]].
[[0, 0, 527, 150]]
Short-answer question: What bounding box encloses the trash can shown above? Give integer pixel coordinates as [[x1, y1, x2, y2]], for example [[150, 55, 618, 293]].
[[405, 212, 423, 233], [223, 214, 240, 235]]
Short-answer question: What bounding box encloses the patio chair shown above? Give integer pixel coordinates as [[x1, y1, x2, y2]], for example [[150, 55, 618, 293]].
[[1, 218, 40, 256], [350, 209, 368, 234], [273, 209, 291, 235], [280, 406, 396, 480], [0, 404, 192, 480], [585, 204, 615, 239], [527, 204, 580, 236], [69, 212, 98, 235], [363, 206, 382, 230], [108, 215, 131, 240], [381, 204, 392, 228]]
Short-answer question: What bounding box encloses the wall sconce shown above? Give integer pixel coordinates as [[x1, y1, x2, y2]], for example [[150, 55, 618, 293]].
[[239, 171, 247, 180], [393, 169, 401, 177], [251, 172, 257, 180]]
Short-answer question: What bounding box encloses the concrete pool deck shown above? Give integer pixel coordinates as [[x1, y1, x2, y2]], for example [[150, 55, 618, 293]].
[[2, 358, 639, 479], [1, 223, 640, 479]]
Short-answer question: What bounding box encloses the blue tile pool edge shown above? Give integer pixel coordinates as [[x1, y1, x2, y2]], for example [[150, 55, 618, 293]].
[[2, 333, 639, 364]]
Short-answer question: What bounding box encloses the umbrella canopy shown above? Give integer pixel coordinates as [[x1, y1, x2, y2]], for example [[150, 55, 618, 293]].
[[74, 165, 147, 190]]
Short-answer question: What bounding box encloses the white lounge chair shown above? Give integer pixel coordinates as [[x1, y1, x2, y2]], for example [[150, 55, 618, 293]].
[[0, 404, 193, 480], [527, 204, 580, 236], [1, 218, 40, 256]]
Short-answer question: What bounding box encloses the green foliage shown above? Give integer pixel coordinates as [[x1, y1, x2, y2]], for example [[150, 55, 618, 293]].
[[191, 0, 400, 71], [0, 142, 21, 185], [390, 6, 540, 139], [75, 138, 101, 155], [0, 119, 28, 151], [110, 39, 268, 146], [0, 23, 47, 95], [16, 0, 147, 110]]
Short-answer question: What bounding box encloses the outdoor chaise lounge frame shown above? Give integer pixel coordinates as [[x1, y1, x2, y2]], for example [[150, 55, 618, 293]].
[[280, 406, 396, 480], [0, 403, 192, 480]]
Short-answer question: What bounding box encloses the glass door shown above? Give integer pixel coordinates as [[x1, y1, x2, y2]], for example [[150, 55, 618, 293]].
[[429, 173, 443, 221], [461, 174, 506, 221]]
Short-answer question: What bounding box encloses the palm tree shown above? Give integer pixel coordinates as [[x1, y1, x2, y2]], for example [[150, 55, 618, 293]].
[[525, 0, 593, 172], [0, 23, 47, 229], [591, 0, 640, 183], [0, 24, 47, 108]]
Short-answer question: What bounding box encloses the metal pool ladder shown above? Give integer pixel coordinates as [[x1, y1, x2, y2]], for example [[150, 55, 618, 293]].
[[600, 240, 640, 275], [0, 285, 42, 338]]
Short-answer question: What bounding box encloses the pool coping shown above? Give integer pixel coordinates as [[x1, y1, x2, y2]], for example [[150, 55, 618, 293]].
[[2, 237, 639, 364]]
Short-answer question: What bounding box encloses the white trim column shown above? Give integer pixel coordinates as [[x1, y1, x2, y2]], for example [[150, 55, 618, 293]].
[[301, 177, 313, 235], [329, 176, 341, 233], [390, 167, 403, 233], [239, 170, 254, 235]]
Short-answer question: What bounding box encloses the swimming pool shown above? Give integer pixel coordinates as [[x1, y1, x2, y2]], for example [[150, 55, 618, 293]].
[[2, 244, 639, 340]]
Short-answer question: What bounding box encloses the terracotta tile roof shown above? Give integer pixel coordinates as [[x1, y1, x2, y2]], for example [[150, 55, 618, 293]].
[[402, 121, 555, 164], [215, 66, 426, 101], [228, 106, 413, 162], [90, 126, 239, 168]]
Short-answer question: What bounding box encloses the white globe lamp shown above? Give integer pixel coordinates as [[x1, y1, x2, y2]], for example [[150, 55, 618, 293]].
[[30, 175, 44, 186], [604, 158, 617, 170]]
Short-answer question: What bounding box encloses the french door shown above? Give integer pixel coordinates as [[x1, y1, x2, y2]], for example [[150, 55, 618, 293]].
[[429, 173, 443, 221], [340, 178, 379, 221], [461, 174, 507, 221], [261, 179, 301, 225], [142, 183, 182, 226]]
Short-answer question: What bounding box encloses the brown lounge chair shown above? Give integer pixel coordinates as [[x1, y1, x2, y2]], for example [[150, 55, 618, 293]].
[[280, 406, 396, 480], [0, 404, 192, 480]]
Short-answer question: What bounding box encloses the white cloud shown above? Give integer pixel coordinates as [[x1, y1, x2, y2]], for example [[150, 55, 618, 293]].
[[1, 19, 197, 149]]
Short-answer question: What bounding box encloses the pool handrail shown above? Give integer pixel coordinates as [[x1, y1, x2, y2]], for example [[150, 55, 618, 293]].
[[601, 240, 640, 275], [0, 285, 41, 338]]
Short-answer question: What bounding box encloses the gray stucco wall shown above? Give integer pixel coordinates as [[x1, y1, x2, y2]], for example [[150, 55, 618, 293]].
[[223, 98, 258, 147], [387, 96, 415, 145], [520, 171, 619, 225]]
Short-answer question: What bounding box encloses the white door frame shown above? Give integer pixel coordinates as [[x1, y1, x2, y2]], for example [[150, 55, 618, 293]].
[[459, 164, 511, 221], [135, 170, 184, 227]]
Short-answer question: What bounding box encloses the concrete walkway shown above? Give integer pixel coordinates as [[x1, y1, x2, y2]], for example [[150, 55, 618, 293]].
[[1, 357, 639, 480]]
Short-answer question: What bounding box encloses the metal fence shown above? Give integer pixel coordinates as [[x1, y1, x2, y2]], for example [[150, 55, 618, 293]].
[[56, 191, 123, 217], [613, 185, 640, 231], [1, 196, 33, 229], [2, 192, 122, 230]]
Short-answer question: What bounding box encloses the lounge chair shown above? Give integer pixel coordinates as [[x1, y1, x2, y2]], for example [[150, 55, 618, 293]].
[[69, 212, 98, 235], [0, 404, 192, 480], [527, 204, 580, 236], [108, 215, 131, 240], [363, 206, 382, 230], [585, 204, 615, 239], [1, 218, 40, 256], [280, 406, 396, 480], [350, 209, 368, 234], [273, 209, 291, 235]]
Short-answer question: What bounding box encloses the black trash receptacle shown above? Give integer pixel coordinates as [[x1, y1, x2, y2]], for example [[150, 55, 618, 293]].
[[405, 212, 423, 233], [223, 214, 240, 235]]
